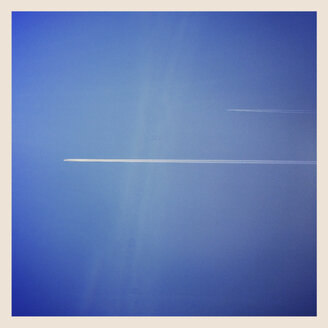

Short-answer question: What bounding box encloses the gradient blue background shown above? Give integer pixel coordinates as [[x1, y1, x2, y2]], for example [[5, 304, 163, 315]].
[[12, 12, 316, 316]]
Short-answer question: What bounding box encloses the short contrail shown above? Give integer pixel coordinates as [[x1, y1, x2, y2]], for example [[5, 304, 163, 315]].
[[63, 159, 316, 165], [227, 109, 315, 114]]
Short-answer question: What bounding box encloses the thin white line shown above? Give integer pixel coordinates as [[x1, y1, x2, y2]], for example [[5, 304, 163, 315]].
[[227, 109, 315, 114], [63, 159, 316, 165]]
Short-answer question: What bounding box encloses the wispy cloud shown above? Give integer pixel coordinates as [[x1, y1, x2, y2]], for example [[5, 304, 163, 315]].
[[227, 109, 315, 114], [64, 159, 316, 165]]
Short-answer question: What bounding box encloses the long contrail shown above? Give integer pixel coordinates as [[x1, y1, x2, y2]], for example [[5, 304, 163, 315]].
[[227, 109, 315, 114], [63, 159, 316, 165]]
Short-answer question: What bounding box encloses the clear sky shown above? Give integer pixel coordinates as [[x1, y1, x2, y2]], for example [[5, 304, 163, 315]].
[[12, 12, 316, 316]]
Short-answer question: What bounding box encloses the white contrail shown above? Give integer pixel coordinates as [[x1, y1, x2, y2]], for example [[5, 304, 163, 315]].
[[227, 109, 315, 114], [63, 159, 316, 165]]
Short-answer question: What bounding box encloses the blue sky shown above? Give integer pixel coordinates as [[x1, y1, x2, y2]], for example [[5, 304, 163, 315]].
[[12, 12, 316, 316]]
